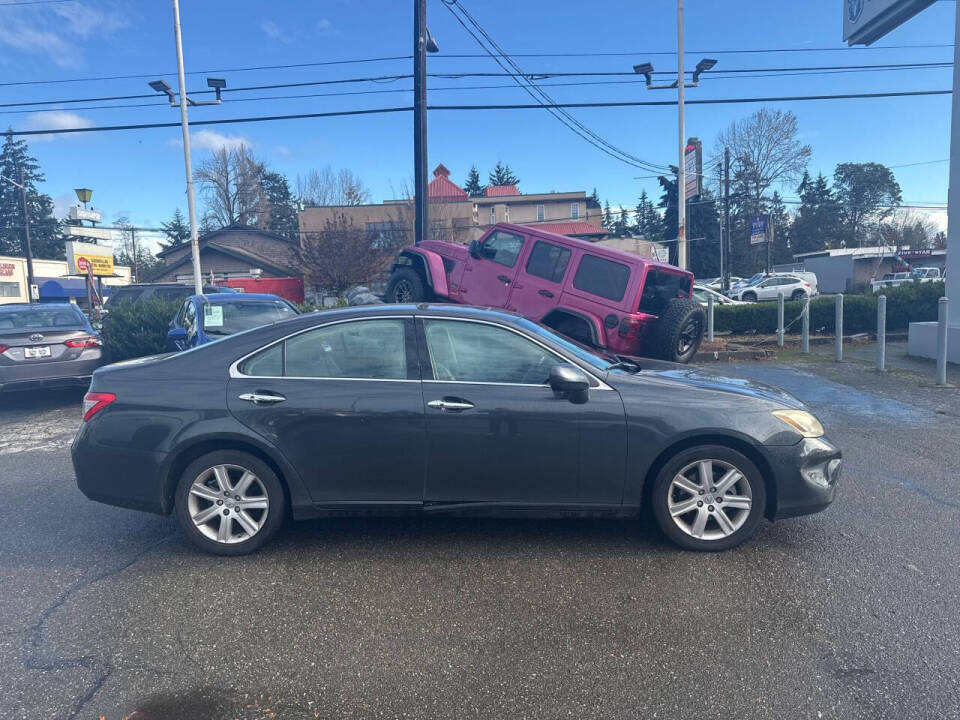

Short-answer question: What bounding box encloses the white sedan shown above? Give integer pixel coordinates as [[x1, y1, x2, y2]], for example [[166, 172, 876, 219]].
[[727, 276, 812, 303], [693, 285, 744, 306]]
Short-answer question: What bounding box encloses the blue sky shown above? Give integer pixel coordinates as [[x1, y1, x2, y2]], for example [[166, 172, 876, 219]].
[[0, 0, 955, 248]]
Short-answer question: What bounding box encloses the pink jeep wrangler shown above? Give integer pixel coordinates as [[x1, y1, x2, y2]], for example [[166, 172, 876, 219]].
[[384, 223, 705, 363]]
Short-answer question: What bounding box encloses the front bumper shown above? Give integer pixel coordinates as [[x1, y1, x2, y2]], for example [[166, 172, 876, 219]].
[[766, 436, 842, 520]]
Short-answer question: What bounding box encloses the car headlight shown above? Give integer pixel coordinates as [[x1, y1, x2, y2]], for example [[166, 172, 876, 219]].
[[772, 409, 824, 438]]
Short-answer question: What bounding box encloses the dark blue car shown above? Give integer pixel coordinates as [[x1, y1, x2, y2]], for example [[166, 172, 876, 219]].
[[166, 293, 300, 352]]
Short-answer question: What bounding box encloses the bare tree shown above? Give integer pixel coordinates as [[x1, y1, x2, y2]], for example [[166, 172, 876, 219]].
[[296, 166, 370, 207], [113, 215, 161, 282], [715, 108, 811, 210], [195, 145, 266, 228], [877, 209, 936, 253], [298, 213, 390, 296]]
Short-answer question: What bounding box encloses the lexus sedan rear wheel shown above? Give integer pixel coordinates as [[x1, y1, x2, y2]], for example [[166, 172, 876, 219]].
[[652, 445, 766, 551], [174, 450, 286, 555]]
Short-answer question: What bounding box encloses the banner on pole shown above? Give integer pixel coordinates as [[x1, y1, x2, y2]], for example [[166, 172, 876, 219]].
[[750, 216, 768, 245], [684, 138, 702, 200]]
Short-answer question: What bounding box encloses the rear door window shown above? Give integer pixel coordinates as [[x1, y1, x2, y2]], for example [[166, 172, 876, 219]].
[[638, 269, 692, 314], [525, 241, 572, 283], [572, 254, 631, 302]]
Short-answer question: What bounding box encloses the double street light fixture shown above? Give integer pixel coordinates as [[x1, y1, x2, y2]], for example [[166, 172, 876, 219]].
[[632, 57, 717, 89], [149, 76, 226, 106]]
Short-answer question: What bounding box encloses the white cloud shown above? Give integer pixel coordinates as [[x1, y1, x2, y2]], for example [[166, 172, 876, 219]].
[[260, 19, 290, 44], [0, 1, 127, 67], [23, 111, 94, 141], [168, 130, 252, 153], [275, 145, 290, 156], [316, 18, 339, 37]]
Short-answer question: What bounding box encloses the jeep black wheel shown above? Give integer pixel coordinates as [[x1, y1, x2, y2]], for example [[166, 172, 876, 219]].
[[650, 298, 705, 363], [385, 267, 429, 303]]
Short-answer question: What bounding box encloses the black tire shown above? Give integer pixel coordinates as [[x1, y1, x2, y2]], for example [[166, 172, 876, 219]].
[[651, 445, 767, 552], [174, 450, 286, 556], [791, 289, 806, 301], [649, 298, 705, 363], [385, 267, 430, 303], [742, 291, 758, 303]]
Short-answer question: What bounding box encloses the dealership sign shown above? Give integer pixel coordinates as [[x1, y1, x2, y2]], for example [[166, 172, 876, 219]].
[[750, 216, 768, 245], [66, 240, 114, 276], [843, 0, 935, 45], [684, 138, 702, 200]]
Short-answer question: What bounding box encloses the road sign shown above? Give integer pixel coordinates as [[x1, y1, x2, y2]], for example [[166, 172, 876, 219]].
[[750, 216, 768, 245], [67, 206, 102, 224], [64, 225, 112, 241], [684, 138, 701, 200], [66, 240, 114, 276], [843, 0, 935, 45]]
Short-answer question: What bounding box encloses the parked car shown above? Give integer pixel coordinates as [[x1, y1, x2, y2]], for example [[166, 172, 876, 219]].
[[105, 282, 236, 307], [870, 267, 942, 293], [165, 293, 300, 351], [699, 276, 743, 292], [693, 284, 744, 307], [732, 271, 819, 296], [0, 302, 103, 392], [383, 223, 705, 363], [727, 276, 813, 303], [72, 304, 841, 555]]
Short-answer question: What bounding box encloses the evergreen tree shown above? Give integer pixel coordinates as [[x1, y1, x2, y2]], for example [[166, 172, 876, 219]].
[[657, 175, 720, 276], [614, 206, 630, 236], [488, 161, 519, 187], [463, 166, 485, 198], [602, 200, 614, 230], [260, 171, 300, 241], [0, 132, 61, 259], [790, 172, 841, 255], [589, 187, 600, 205], [634, 190, 660, 240], [159, 208, 190, 249], [768, 191, 792, 265]]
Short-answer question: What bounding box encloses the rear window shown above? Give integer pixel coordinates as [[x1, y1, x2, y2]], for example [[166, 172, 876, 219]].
[[638, 269, 692, 315], [525, 241, 572, 283], [108, 287, 145, 303], [201, 300, 297, 337], [572, 254, 630, 302], [0, 305, 87, 330]]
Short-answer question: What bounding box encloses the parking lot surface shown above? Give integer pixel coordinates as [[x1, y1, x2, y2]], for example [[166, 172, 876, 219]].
[[1, 358, 958, 719]]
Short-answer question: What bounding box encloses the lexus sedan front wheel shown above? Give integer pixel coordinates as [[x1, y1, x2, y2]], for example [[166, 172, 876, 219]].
[[174, 450, 286, 555], [651, 445, 766, 551]]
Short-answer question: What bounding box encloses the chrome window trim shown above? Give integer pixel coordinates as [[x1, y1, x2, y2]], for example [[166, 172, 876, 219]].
[[228, 315, 411, 380], [417, 315, 612, 390]]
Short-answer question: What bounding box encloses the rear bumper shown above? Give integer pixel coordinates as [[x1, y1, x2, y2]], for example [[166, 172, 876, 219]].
[[0, 356, 102, 392], [71, 420, 169, 515], [766, 436, 842, 520]]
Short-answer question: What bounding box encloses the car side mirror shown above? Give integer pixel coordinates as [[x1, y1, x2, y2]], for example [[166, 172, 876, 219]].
[[468, 240, 482, 259], [549, 363, 590, 403], [168, 327, 187, 341]]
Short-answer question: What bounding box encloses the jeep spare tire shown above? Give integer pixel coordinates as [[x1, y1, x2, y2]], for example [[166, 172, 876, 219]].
[[650, 298, 705, 363], [385, 267, 430, 303]]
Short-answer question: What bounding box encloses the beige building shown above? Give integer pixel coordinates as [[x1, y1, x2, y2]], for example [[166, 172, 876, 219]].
[[298, 164, 607, 247], [0, 255, 131, 306]]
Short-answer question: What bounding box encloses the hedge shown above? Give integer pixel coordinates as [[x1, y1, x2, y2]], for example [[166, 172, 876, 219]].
[[100, 297, 180, 362], [713, 280, 945, 335]]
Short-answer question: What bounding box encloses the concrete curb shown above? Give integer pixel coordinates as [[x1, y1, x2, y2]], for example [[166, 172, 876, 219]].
[[694, 349, 777, 362]]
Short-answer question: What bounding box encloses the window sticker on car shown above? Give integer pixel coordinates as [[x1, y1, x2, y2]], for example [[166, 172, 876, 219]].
[[204, 305, 224, 327]]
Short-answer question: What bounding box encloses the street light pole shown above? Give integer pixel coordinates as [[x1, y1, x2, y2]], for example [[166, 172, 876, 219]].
[[676, 0, 687, 271], [18, 165, 35, 303], [413, 0, 428, 246], [171, 0, 203, 296]]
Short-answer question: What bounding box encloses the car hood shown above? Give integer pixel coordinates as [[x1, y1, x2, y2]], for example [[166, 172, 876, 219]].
[[608, 359, 806, 410]]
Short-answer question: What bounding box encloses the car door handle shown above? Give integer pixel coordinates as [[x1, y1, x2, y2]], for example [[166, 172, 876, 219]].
[[497, 275, 511, 284], [238, 392, 286, 405], [427, 398, 475, 412], [538, 289, 554, 298]]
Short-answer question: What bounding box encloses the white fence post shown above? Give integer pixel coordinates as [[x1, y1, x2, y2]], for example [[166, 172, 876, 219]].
[[835, 293, 844, 362], [937, 297, 949, 386], [707, 293, 714, 342], [876, 295, 886, 372], [777, 292, 784, 348], [801, 295, 810, 354]]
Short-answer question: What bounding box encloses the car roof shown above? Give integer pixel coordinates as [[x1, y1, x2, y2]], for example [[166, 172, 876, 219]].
[[191, 292, 288, 304]]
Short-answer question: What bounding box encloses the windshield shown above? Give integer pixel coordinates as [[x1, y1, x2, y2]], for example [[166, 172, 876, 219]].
[[0, 305, 87, 331], [516, 317, 613, 373], [201, 300, 297, 336]]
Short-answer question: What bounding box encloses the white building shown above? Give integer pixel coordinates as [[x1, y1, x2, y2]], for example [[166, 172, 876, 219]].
[[0, 255, 131, 306]]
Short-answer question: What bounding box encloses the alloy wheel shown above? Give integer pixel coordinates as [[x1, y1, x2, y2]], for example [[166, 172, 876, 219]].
[[394, 279, 414, 303], [667, 459, 753, 541], [187, 464, 270, 544], [677, 317, 702, 356]]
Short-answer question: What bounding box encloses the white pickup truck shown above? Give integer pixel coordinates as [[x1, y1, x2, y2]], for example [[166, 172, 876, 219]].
[[870, 267, 941, 293]]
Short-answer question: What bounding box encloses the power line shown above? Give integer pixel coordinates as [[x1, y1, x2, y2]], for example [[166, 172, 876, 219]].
[[5, 88, 952, 138]]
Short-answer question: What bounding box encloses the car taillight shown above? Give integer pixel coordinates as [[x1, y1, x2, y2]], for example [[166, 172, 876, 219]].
[[82, 392, 115, 422], [803, 282, 811, 288], [618, 317, 642, 338], [65, 336, 101, 349], [0, 344, 7, 354]]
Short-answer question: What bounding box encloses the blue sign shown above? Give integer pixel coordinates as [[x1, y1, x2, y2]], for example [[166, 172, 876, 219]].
[[750, 216, 768, 245]]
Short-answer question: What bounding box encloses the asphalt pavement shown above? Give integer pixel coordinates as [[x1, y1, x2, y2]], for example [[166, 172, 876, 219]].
[[0, 358, 958, 720]]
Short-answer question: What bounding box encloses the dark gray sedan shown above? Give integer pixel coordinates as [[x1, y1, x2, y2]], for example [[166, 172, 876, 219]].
[[71, 304, 841, 555], [0, 303, 103, 392]]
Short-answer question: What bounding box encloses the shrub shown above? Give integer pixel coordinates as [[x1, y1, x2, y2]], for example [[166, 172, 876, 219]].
[[100, 297, 179, 362], [714, 280, 944, 335]]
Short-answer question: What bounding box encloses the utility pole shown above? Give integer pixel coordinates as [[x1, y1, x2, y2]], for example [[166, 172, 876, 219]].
[[675, 0, 686, 270], [18, 165, 35, 303], [717, 159, 724, 284], [723, 147, 731, 291], [413, 0, 428, 246], [172, 0, 203, 296]]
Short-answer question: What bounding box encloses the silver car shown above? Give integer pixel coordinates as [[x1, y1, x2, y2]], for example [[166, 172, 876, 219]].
[[0, 303, 103, 392]]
